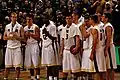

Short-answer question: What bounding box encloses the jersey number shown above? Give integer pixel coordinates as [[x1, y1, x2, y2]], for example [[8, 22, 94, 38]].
[[43, 34, 47, 40], [100, 29, 104, 41]]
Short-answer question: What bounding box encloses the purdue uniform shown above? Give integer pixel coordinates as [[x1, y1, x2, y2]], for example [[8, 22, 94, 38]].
[[40, 21, 59, 66], [5, 22, 22, 68], [61, 23, 81, 73], [104, 22, 117, 69], [24, 24, 40, 68], [92, 26, 106, 72], [81, 26, 93, 72], [40, 20, 59, 80]]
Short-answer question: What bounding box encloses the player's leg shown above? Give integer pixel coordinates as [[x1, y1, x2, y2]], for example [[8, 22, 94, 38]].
[[14, 48, 22, 80], [47, 66, 53, 80], [35, 68, 40, 80], [62, 73, 68, 80], [52, 66, 59, 80], [30, 68, 35, 80], [4, 68, 10, 80], [4, 48, 12, 79], [15, 67, 20, 80]]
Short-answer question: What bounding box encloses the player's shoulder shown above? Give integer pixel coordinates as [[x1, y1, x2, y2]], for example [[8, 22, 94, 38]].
[[24, 25, 28, 29], [71, 23, 77, 27], [6, 23, 11, 28], [71, 23, 78, 30], [33, 24, 39, 27], [16, 22, 22, 27], [105, 22, 112, 27]]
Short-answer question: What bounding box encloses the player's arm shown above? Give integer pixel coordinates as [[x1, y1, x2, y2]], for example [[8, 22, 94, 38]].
[[43, 26, 56, 40], [3, 31, 10, 40], [14, 27, 25, 41], [60, 38, 64, 56], [90, 29, 98, 61], [46, 26, 57, 40], [80, 23, 90, 38], [30, 27, 40, 40], [105, 26, 112, 51], [3, 27, 13, 40], [75, 35, 80, 50]]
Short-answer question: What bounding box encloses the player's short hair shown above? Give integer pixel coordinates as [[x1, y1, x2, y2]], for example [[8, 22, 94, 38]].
[[90, 14, 98, 23], [65, 12, 72, 17], [104, 13, 112, 21], [11, 12, 17, 16], [26, 14, 34, 19]]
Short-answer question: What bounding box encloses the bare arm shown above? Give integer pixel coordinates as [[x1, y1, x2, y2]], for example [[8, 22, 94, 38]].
[[3, 31, 10, 40], [80, 23, 90, 38], [105, 26, 112, 50], [90, 29, 98, 60], [3, 28, 14, 40], [60, 38, 64, 55], [75, 35, 80, 51]]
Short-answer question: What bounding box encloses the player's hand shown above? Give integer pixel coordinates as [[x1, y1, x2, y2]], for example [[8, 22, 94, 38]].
[[29, 32, 35, 37], [13, 32, 20, 40], [8, 32, 15, 40], [89, 53, 94, 61], [104, 49, 108, 57], [60, 51, 63, 58], [25, 31, 30, 37]]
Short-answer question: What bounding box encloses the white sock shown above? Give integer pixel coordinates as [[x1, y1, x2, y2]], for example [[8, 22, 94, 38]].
[[31, 76, 35, 79], [49, 76, 53, 80], [54, 77, 57, 80], [15, 78, 19, 80], [4, 78, 7, 80], [37, 75, 39, 79]]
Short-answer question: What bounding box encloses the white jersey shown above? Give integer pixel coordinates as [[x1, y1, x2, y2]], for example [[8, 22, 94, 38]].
[[61, 23, 79, 49], [5, 22, 22, 49], [92, 25, 106, 72], [104, 22, 114, 44], [92, 25, 103, 49], [98, 22, 105, 46], [78, 16, 84, 40], [83, 26, 93, 50], [40, 21, 57, 47], [58, 24, 64, 44], [78, 16, 84, 25], [76, 22, 82, 40], [24, 24, 38, 44]]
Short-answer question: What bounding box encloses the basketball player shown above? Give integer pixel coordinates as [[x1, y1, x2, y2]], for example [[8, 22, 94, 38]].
[[101, 13, 117, 80], [80, 14, 94, 80], [24, 14, 40, 80], [72, 10, 84, 79], [89, 15, 106, 80], [60, 12, 81, 80], [3, 12, 24, 80], [40, 13, 59, 80]]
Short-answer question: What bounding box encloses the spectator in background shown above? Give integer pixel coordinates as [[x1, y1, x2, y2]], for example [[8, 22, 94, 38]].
[[0, 23, 4, 70]]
